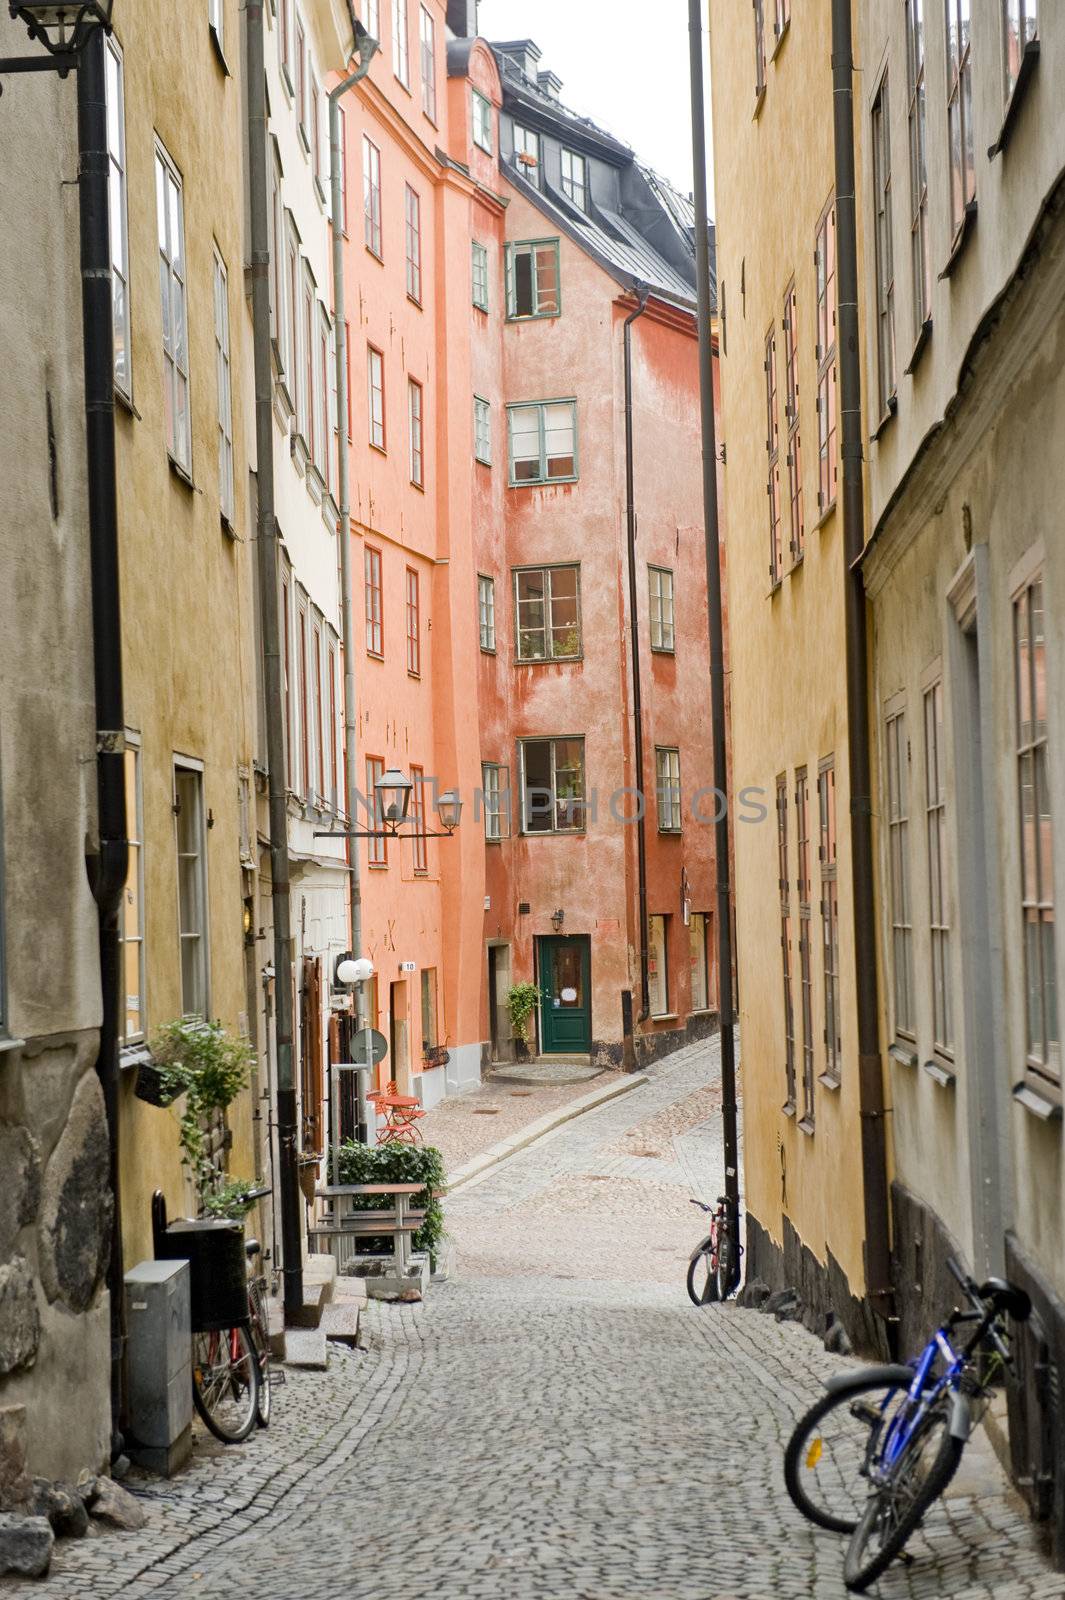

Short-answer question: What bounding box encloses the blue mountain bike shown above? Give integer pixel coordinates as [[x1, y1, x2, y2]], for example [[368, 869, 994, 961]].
[[784, 1256, 1031, 1592]]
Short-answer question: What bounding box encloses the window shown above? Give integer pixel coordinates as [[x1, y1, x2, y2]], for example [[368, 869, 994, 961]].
[[690, 912, 710, 1013], [365, 547, 383, 656], [796, 768, 814, 1125], [648, 915, 670, 1017], [819, 761, 841, 1083], [754, 0, 766, 96], [337, 104, 348, 233], [508, 400, 577, 485], [174, 763, 209, 1017], [406, 566, 420, 675], [765, 323, 782, 584], [886, 706, 915, 1037], [279, 0, 293, 87], [649, 566, 675, 651], [311, 78, 323, 194], [656, 747, 682, 834], [209, 0, 224, 50], [472, 88, 492, 152], [1015, 573, 1058, 1083], [120, 736, 145, 1043], [366, 755, 387, 866], [777, 776, 796, 1107], [156, 143, 191, 474], [393, 0, 409, 87], [472, 240, 489, 311], [311, 618, 325, 800], [297, 596, 310, 795], [301, 265, 315, 456], [285, 215, 300, 399], [421, 967, 438, 1048], [774, 0, 790, 38], [520, 738, 585, 834], [405, 184, 421, 302], [363, 136, 382, 257], [296, 16, 307, 143], [906, 1, 931, 341], [419, 6, 436, 120], [512, 123, 541, 185], [783, 281, 803, 559], [505, 239, 560, 319], [368, 345, 385, 450], [1004, 0, 1039, 102], [213, 251, 235, 525], [270, 148, 285, 362], [280, 558, 292, 783], [560, 148, 588, 210], [814, 198, 838, 514], [411, 764, 427, 872], [478, 574, 496, 652], [482, 763, 509, 841], [104, 37, 131, 399], [871, 75, 896, 415], [320, 308, 335, 495], [363, 0, 379, 34], [408, 377, 423, 486], [327, 638, 339, 809], [946, 0, 975, 240], [924, 680, 952, 1056], [474, 396, 492, 464], [515, 565, 581, 660]]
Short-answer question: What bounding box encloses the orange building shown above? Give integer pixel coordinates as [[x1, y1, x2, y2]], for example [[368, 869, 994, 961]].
[[334, 5, 721, 1108]]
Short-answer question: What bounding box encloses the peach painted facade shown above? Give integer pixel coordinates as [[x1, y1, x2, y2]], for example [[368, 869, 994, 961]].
[[332, 8, 721, 1106]]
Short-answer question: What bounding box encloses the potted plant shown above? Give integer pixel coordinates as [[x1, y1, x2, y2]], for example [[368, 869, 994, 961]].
[[505, 982, 540, 1060], [147, 1017, 255, 1212], [298, 1154, 321, 1204]]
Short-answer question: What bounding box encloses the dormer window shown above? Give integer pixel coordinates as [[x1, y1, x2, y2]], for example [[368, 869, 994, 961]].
[[472, 88, 493, 153], [513, 123, 541, 186], [560, 149, 588, 212]]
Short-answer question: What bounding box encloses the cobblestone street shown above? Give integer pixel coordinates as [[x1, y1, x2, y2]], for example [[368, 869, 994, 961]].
[[11, 1039, 1059, 1600]]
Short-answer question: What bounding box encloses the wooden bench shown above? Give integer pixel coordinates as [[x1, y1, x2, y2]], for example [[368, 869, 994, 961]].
[[308, 1183, 427, 1276]]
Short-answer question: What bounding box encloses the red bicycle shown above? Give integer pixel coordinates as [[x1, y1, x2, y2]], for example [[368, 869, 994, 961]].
[[686, 1196, 740, 1304]]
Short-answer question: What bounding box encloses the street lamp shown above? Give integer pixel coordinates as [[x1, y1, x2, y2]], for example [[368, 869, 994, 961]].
[[315, 767, 463, 842], [437, 790, 462, 835], [3, 1, 112, 76], [376, 766, 413, 827]]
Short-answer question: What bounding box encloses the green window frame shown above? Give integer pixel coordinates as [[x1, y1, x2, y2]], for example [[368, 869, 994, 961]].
[[471, 239, 489, 311], [505, 239, 561, 320], [518, 737, 586, 835], [472, 87, 492, 152], [507, 399, 577, 486], [655, 747, 682, 833], [514, 565, 581, 662]]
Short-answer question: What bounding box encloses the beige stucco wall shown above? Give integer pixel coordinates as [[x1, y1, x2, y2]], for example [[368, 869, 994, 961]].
[[708, 0, 877, 1299]]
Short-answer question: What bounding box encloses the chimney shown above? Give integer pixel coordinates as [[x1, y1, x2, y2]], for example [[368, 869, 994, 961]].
[[537, 69, 563, 100], [446, 0, 479, 38], [493, 38, 541, 82]]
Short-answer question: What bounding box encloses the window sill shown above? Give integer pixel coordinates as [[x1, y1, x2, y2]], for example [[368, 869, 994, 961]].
[[768, 577, 783, 598], [650, 1012, 679, 1023], [650, 645, 676, 657], [657, 828, 682, 837], [314, 176, 327, 208], [753, 84, 766, 120], [990, 40, 1039, 159], [812, 499, 837, 534], [114, 384, 139, 419], [0, 1034, 27, 1056], [505, 311, 561, 324], [889, 1040, 918, 1068], [507, 476, 580, 490], [367, 862, 389, 871], [789, 548, 805, 573], [221, 511, 238, 541], [1012, 1079, 1062, 1121], [520, 829, 587, 840], [120, 1041, 152, 1072], [168, 455, 195, 492], [769, 18, 790, 61], [513, 654, 583, 667], [410, 479, 425, 493], [407, 670, 421, 682], [366, 650, 384, 663], [869, 395, 897, 442], [781, 1097, 797, 1118], [797, 1116, 815, 1137], [366, 245, 384, 266], [475, 456, 492, 468], [923, 1057, 956, 1089], [817, 1071, 840, 1092], [298, 124, 311, 156], [904, 319, 932, 376], [369, 442, 387, 458], [280, 64, 294, 98], [209, 24, 231, 76], [940, 202, 977, 281], [479, 645, 497, 655], [407, 293, 423, 312]]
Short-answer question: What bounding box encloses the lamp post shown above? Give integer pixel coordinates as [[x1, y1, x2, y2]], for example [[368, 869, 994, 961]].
[[316, 767, 463, 843], [1, 1, 113, 77]]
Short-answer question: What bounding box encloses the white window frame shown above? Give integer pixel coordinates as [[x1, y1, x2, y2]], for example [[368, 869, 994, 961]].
[[885, 702, 915, 1039], [1014, 569, 1058, 1085], [408, 376, 423, 487], [209, 0, 224, 51], [648, 914, 670, 1017], [472, 87, 493, 152], [871, 71, 896, 417], [507, 399, 578, 486], [405, 183, 421, 303], [363, 135, 382, 257], [174, 759, 210, 1019], [471, 240, 489, 311], [368, 345, 385, 451], [419, 4, 436, 120], [482, 763, 509, 842], [156, 141, 192, 475], [512, 123, 541, 185], [906, 0, 931, 344], [518, 737, 586, 836], [924, 678, 953, 1056], [560, 148, 588, 210], [213, 250, 235, 525], [649, 566, 675, 652], [478, 574, 496, 652], [393, 0, 410, 89], [104, 34, 132, 401], [655, 747, 682, 834], [505, 239, 561, 320], [474, 395, 491, 465]]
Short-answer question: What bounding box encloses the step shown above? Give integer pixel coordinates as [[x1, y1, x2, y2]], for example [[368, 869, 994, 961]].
[[267, 1296, 286, 1359], [333, 1276, 369, 1304], [282, 1328, 329, 1370], [320, 1300, 361, 1346], [304, 1253, 338, 1300], [290, 1279, 329, 1329]]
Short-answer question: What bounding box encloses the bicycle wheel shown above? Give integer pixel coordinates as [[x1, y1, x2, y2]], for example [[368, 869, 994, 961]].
[[784, 1376, 912, 1533], [247, 1279, 273, 1429], [843, 1403, 964, 1592], [192, 1324, 260, 1444], [687, 1237, 719, 1305]]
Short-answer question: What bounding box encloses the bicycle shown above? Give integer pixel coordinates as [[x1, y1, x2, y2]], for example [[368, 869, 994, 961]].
[[192, 1188, 275, 1442], [686, 1196, 740, 1305], [783, 1256, 1030, 1593]]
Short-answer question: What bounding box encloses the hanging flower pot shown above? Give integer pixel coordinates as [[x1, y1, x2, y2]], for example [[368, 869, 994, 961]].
[[298, 1154, 321, 1204], [133, 1057, 183, 1108]]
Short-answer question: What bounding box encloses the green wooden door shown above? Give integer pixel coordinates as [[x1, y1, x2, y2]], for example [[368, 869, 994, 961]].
[[538, 936, 592, 1054]]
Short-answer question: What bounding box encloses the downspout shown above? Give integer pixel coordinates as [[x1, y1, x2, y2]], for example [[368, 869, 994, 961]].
[[78, 26, 129, 1457], [329, 24, 378, 1136], [247, 0, 302, 1323], [688, 0, 741, 1283], [830, 0, 895, 1334], [623, 285, 650, 1023]]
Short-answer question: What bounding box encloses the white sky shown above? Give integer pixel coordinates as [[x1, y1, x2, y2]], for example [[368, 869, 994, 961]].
[[475, 0, 715, 211]]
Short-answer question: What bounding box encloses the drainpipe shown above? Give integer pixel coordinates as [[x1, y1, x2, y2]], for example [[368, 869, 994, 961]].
[[623, 285, 650, 1024], [329, 24, 378, 1139], [831, 0, 895, 1334], [688, 0, 740, 1282], [247, 0, 303, 1324], [78, 25, 129, 1458]]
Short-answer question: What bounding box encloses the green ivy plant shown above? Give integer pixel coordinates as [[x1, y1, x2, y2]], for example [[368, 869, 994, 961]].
[[150, 1018, 255, 1209], [200, 1178, 260, 1221], [331, 1141, 446, 1264], [505, 982, 541, 1046]]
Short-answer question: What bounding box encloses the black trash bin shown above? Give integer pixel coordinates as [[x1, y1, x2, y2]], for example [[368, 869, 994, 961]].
[[156, 1219, 247, 1332]]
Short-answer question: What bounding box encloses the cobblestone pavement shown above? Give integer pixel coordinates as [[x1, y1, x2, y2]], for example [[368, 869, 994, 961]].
[[10, 1038, 1060, 1600], [418, 1062, 625, 1173]]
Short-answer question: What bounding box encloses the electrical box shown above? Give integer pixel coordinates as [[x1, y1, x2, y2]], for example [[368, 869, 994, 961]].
[[124, 1258, 193, 1475]]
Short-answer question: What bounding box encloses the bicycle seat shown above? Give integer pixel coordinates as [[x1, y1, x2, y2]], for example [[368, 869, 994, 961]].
[[245, 1237, 262, 1260], [979, 1277, 1031, 1322]]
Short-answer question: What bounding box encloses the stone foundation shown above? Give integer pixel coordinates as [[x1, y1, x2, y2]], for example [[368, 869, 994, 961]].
[[744, 1210, 890, 1359]]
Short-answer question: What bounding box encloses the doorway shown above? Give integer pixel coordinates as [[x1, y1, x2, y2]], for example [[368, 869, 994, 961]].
[[537, 935, 592, 1054], [389, 980, 410, 1091], [488, 944, 512, 1060]]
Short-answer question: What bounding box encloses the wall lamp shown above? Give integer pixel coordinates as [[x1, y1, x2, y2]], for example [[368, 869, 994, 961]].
[[315, 766, 463, 841], [1, 2, 113, 80], [551, 908, 565, 932]]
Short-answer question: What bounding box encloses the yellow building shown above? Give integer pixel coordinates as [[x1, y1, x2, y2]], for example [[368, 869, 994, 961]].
[[708, 0, 892, 1350], [106, 0, 260, 1265]]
